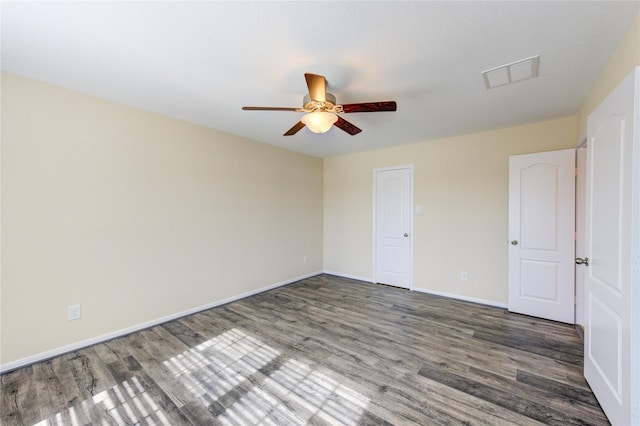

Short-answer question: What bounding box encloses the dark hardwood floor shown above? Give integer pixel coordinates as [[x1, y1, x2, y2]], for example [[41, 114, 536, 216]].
[[1, 274, 609, 425]]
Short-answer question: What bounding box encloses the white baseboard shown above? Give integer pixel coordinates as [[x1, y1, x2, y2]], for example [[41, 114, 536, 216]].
[[322, 270, 374, 283], [413, 287, 508, 309], [0, 271, 323, 373], [322, 272, 507, 309]]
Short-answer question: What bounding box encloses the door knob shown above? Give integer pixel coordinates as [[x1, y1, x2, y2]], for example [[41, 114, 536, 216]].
[[511, 240, 518, 245], [575, 257, 589, 266], [403, 233, 409, 237]]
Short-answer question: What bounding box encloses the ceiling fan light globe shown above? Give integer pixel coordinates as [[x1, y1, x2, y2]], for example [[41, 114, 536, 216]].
[[301, 112, 338, 134]]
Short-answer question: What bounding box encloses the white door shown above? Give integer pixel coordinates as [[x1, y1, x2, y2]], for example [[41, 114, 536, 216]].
[[508, 149, 576, 323], [584, 68, 639, 426], [374, 166, 413, 289]]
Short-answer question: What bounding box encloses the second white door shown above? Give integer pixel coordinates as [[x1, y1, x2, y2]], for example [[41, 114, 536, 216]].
[[508, 149, 576, 323], [374, 167, 413, 289]]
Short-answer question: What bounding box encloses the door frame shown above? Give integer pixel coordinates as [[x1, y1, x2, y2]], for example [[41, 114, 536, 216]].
[[373, 165, 414, 290], [575, 138, 587, 328]]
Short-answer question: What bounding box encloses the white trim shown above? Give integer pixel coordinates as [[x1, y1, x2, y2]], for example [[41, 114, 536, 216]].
[[413, 287, 508, 309], [631, 66, 640, 426], [322, 270, 374, 283], [323, 272, 507, 308], [0, 271, 323, 373], [373, 165, 414, 290]]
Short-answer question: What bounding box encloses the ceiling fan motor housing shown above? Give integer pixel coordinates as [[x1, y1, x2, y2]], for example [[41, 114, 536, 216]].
[[303, 93, 343, 113]]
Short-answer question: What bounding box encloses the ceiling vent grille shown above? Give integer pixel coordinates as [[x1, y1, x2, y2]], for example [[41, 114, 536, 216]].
[[482, 55, 540, 89]]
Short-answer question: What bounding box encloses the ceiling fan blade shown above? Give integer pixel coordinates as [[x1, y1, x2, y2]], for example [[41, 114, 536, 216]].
[[334, 117, 362, 135], [284, 121, 306, 136], [304, 73, 327, 102], [242, 106, 303, 111], [341, 101, 397, 113]]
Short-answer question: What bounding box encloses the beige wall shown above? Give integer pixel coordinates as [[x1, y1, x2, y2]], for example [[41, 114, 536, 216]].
[[578, 13, 640, 136], [1, 73, 323, 365], [324, 117, 577, 304]]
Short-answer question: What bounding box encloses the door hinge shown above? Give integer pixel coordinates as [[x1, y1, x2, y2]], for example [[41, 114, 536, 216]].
[[575, 167, 579, 176]]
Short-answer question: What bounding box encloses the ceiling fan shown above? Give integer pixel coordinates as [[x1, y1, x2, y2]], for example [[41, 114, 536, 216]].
[[242, 73, 397, 136]]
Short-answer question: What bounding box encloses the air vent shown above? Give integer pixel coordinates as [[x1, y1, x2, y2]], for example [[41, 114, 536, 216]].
[[482, 55, 540, 90]]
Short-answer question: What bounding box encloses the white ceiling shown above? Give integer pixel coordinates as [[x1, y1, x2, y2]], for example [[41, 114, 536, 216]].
[[2, 1, 638, 158]]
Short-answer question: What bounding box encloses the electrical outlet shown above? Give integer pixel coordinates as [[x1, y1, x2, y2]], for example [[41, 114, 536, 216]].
[[460, 272, 468, 281], [303, 256, 308, 264], [68, 305, 81, 321]]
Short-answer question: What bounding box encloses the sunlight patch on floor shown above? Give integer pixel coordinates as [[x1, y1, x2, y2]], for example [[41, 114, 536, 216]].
[[32, 375, 171, 426], [165, 328, 369, 425]]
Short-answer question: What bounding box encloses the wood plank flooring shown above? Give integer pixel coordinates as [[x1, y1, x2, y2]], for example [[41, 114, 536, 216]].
[[1, 274, 609, 425]]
